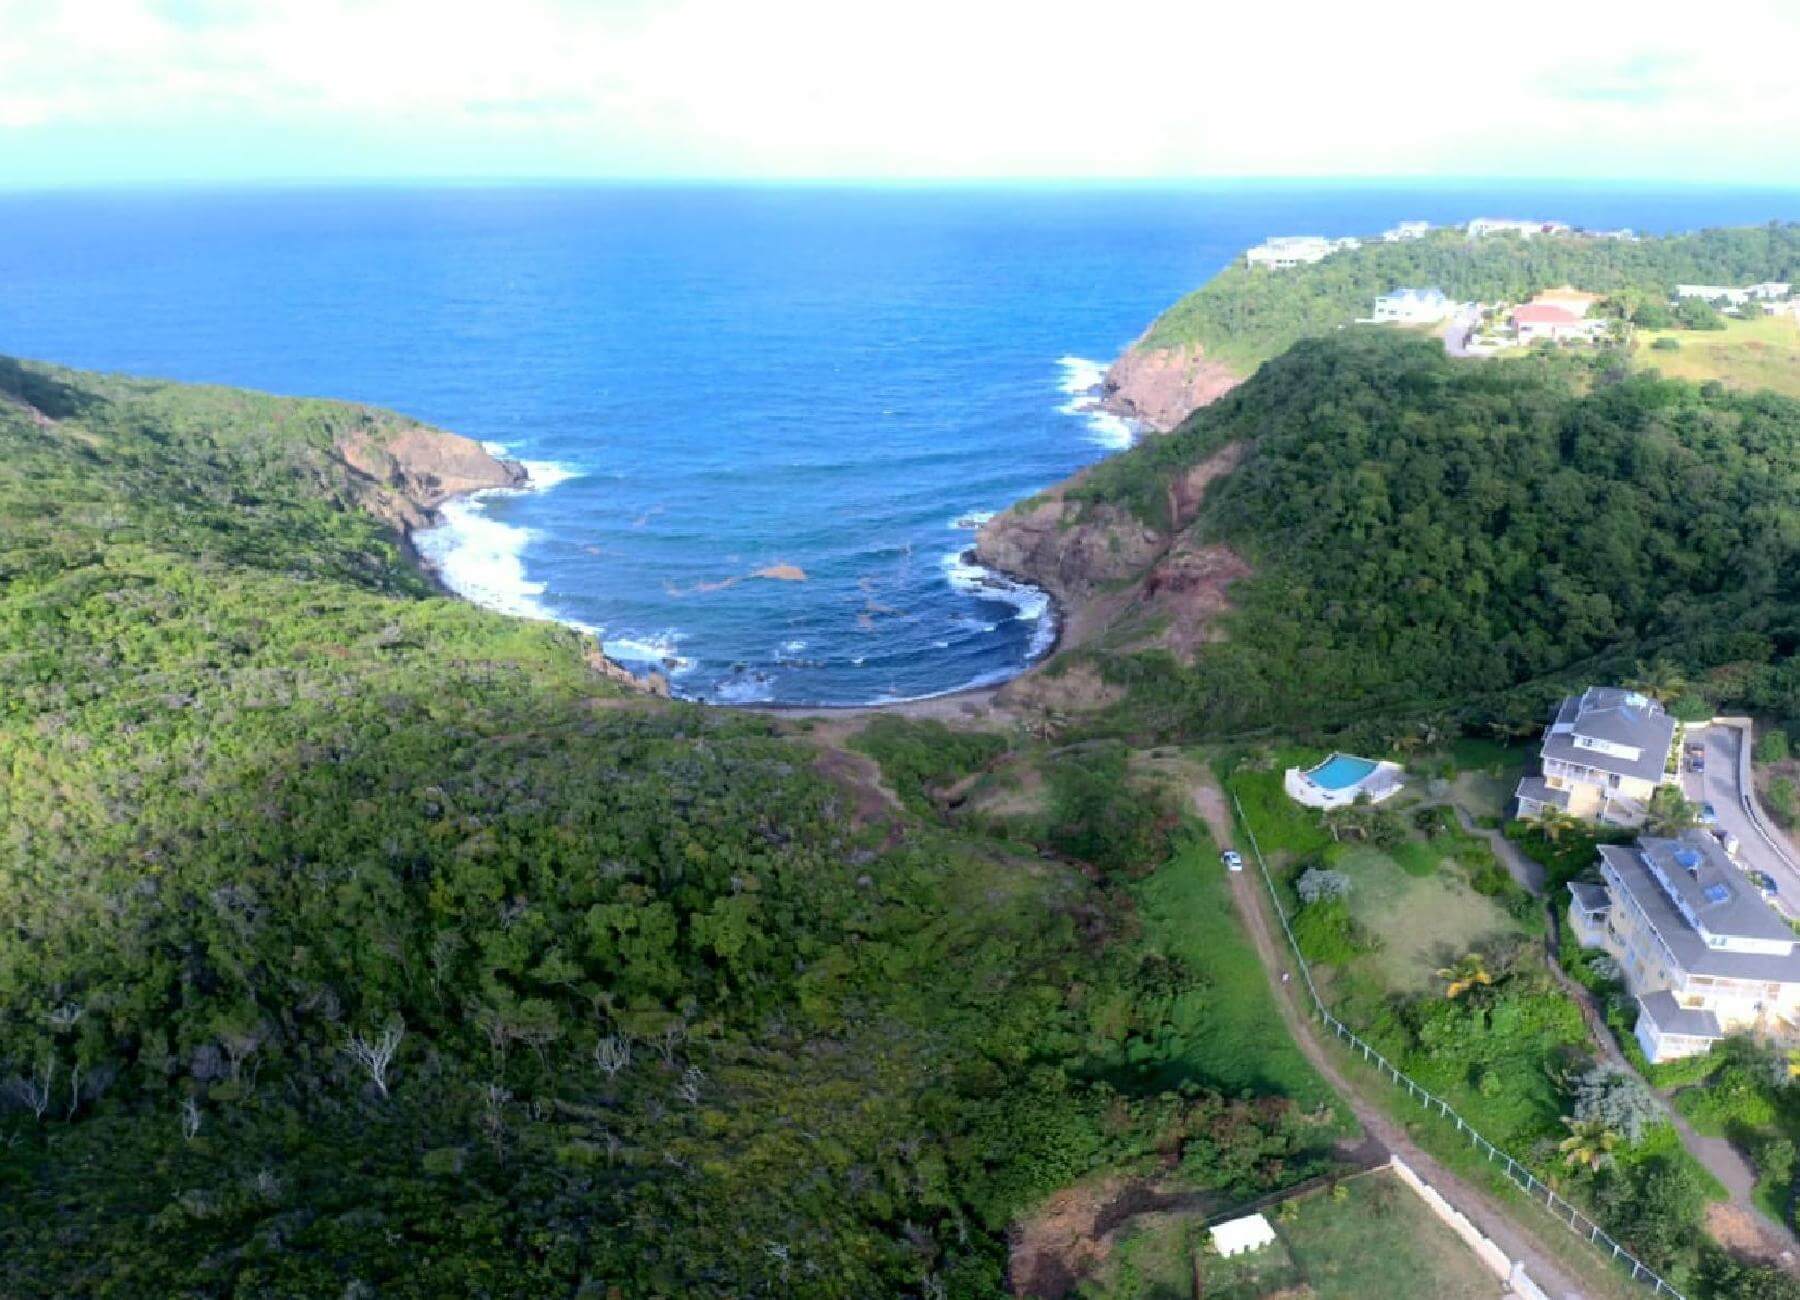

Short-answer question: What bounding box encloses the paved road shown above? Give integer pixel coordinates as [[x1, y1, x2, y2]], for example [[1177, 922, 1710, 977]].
[[1443, 306, 1482, 357], [1189, 781, 1587, 1300], [1682, 722, 1800, 917]]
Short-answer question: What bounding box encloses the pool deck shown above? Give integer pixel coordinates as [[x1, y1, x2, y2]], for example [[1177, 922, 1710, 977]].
[[1284, 754, 1407, 809]]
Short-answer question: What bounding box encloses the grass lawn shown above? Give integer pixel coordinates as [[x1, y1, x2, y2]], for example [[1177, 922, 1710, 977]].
[[1193, 1169, 1502, 1299], [1633, 313, 1800, 398], [1332, 844, 1521, 993], [1126, 830, 1344, 1116]]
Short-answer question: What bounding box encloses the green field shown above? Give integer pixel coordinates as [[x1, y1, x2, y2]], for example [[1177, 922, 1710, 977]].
[[1080, 1169, 1502, 1299], [1123, 831, 1344, 1114], [1332, 844, 1520, 993], [1634, 313, 1800, 398]]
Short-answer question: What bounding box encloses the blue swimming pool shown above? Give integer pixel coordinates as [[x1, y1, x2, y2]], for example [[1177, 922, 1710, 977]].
[[1308, 754, 1380, 791]]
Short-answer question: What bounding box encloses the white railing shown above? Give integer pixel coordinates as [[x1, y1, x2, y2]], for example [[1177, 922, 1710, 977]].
[[1230, 791, 1688, 1299]]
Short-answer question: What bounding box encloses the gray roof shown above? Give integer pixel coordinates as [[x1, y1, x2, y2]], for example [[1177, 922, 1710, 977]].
[[1637, 991, 1723, 1040], [1568, 880, 1611, 913], [1515, 776, 1571, 811], [1539, 687, 1676, 783], [1599, 836, 1800, 982]]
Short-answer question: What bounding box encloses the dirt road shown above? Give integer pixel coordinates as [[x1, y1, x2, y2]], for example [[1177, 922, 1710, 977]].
[[1191, 779, 1591, 1299]]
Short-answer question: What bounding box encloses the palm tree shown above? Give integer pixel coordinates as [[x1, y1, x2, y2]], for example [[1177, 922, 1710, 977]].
[[1436, 953, 1494, 1000], [1626, 658, 1688, 705], [1647, 784, 1700, 835], [1535, 808, 1583, 844], [1558, 1117, 1622, 1172]]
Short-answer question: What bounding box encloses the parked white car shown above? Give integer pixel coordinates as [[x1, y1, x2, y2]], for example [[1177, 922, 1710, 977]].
[[1221, 850, 1245, 873]]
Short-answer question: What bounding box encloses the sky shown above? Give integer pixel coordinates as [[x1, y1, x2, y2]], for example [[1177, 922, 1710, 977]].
[[3, 0, 1800, 187]]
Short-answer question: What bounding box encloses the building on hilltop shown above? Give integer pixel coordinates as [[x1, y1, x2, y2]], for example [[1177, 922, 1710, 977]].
[[1511, 302, 1607, 345], [1245, 235, 1358, 270], [1568, 831, 1800, 1061], [1676, 284, 1752, 307], [1370, 286, 1457, 324], [1514, 686, 1678, 825], [1381, 220, 1432, 242], [1466, 217, 1570, 239]]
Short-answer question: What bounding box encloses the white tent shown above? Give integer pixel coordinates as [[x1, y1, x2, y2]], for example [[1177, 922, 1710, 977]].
[[1210, 1212, 1277, 1258]]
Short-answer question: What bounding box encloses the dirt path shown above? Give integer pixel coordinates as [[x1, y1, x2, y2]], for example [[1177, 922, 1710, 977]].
[[1190, 779, 1591, 1299]]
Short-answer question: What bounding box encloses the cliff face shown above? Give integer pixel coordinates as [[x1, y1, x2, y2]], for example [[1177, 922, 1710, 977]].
[[1101, 341, 1241, 432], [333, 419, 528, 532], [974, 440, 1249, 694]]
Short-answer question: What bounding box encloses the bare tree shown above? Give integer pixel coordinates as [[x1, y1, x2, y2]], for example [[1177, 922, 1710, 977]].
[[479, 1082, 511, 1162], [180, 1095, 203, 1141], [219, 1025, 264, 1086], [658, 1019, 687, 1065], [342, 1018, 405, 1100], [65, 1060, 82, 1121], [5, 1056, 55, 1123], [594, 1033, 632, 1079], [676, 1065, 704, 1106]]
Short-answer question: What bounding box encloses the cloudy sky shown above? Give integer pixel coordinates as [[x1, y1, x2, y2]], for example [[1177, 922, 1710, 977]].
[[3, 0, 1799, 186]]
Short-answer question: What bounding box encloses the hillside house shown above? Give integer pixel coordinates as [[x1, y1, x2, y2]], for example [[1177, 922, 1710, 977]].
[[1381, 220, 1432, 242], [1569, 832, 1800, 1061], [1511, 302, 1606, 345], [1676, 284, 1752, 306], [1245, 235, 1357, 270], [1371, 287, 1456, 324], [1529, 286, 1603, 317], [1467, 218, 1569, 239], [1514, 686, 1678, 825]]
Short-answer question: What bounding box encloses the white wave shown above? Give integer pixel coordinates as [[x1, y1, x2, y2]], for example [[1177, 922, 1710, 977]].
[[949, 509, 995, 531], [1056, 355, 1137, 450], [711, 672, 775, 705], [522, 460, 582, 491], [1057, 355, 1107, 395], [482, 439, 513, 457], [414, 451, 590, 632], [416, 495, 589, 628], [851, 656, 866, 666], [940, 543, 1057, 661], [782, 639, 807, 653], [606, 631, 693, 674]]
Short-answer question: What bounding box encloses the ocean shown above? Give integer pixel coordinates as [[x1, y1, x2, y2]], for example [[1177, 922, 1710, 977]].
[[4, 182, 1798, 704]]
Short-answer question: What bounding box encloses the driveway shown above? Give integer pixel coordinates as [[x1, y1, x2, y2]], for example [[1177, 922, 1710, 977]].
[[1682, 722, 1800, 918], [1442, 306, 1481, 357]]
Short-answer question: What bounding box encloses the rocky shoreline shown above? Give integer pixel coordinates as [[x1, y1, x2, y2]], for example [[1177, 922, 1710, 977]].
[[1098, 338, 1242, 432], [334, 417, 668, 697]]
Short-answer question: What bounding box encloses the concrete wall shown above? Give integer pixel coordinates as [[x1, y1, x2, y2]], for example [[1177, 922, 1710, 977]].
[[1389, 1156, 1549, 1299]]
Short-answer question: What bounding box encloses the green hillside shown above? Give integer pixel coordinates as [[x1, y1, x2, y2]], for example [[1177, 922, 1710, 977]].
[[1141, 223, 1800, 372], [0, 358, 1335, 1296], [1052, 331, 1800, 741]]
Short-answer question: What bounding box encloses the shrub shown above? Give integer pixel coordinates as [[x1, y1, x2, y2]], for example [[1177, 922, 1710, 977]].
[[1295, 867, 1351, 904], [1649, 336, 1682, 352], [1044, 742, 1172, 874], [1769, 777, 1799, 829], [1756, 728, 1791, 765], [1291, 898, 1374, 965], [1569, 1065, 1662, 1143]]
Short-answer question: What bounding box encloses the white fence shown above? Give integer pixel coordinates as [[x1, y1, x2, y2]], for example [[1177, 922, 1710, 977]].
[[1230, 792, 1688, 1299]]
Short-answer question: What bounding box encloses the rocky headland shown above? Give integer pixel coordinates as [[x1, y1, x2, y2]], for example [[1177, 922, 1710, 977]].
[[1099, 338, 1242, 432]]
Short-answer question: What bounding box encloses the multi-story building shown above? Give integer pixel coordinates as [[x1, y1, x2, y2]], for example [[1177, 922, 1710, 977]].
[[1245, 235, 1358, 270], [1568, 832, 1800, 1061], [1515, 686, 1678, 825]]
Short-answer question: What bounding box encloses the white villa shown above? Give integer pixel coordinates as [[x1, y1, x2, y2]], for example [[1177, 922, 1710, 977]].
[[1514, 686, 1678, 825], [1569, 831, 1800, 1061], [1678, 282, 1790, 306], [1246, 235, 1358, 270], [1467, 218, 1569, 239], [1381, 220, 1432, 242], [1371, 287, 1457, 324]]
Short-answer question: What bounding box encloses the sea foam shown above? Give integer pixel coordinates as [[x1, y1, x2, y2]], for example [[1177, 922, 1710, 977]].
[[1056, 355, 1135, 451], [940, 542, 1057, 659], [413, 461, 589, 630]]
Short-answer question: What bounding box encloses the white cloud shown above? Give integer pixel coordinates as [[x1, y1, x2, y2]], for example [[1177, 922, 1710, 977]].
[[2, 0, 1799, 182]]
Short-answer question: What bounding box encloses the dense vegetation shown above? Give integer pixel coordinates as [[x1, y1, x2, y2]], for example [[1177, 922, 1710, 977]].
[[0, 359, 1335, 1295], [1064, 331, 1800, 740], [1139, 222, 1800, 371]]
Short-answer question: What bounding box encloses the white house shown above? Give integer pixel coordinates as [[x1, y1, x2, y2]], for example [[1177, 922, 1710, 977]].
[[1676, 284, 1752, 307], [1514, 686, 1677, 824], [1512, 303, 1607, 345], [1245, 235, 1357, 270], [1747, 282, 1792, 300], [1467, 218, 1569, 239], [1371, 287, 1456, 324], [1381, 220, 1431, 242], [1569, 831, 1800, 1061]]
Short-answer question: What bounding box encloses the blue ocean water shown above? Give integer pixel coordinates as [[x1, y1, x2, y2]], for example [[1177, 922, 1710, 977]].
[[3, 183, 1798, 703]]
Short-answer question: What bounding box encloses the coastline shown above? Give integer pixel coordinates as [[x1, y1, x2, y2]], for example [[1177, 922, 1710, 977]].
[[407, 359, 1134, 714]]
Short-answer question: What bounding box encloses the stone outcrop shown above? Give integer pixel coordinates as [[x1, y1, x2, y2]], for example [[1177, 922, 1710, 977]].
[[333, 417, 527, 531], [1100, 341, 1241, 432]]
